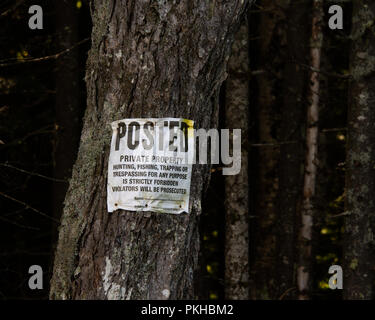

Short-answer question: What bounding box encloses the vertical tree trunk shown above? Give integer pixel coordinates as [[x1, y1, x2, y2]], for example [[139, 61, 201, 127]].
[[276, 0, 309, 300], [50, 0, 250, 300], [53, 0, 81, 242], [344, 0, 375, 300], [297, 0, 323, 300], [224, 18, 249, 300]]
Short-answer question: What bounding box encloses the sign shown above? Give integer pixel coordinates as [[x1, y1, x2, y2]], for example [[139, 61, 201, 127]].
[[107, 118, 194, 214]]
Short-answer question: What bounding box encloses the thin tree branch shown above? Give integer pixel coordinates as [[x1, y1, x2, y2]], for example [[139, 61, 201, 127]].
[[0, 163, 68, 183], [0, 124, 55, 149], [0, 38, 90, 68], [321, 127, 347, 132], [294, 61, 352, 79], [0, 191, 59, 223], [279, 287, 297, 300], [249, 140, 299, 147], [0, 0, 25, 18], [0, 215, 40, 231], [328, 211, 351, 219]]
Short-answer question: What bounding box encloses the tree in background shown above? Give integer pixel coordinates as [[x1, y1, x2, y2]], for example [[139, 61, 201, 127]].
[[297, 0, 323, 300], [276, 0, 309, 300], [224, 17, 250, 300], [249, 0, 284, 299], [344, 0, 375, 300]]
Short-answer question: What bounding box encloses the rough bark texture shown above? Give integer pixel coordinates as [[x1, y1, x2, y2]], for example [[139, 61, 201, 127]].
[[249, 0, 284, 299], [53, 0, 81, 241], [297, 0, 323, 300], [50, 0, 250, 300], [224, 18, 249, 300], [276, 0, 309, 300], [344, 0, 375, 300]]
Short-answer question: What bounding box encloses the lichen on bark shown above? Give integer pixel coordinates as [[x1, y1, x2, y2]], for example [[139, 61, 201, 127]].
[[344, 0, 375, 300]]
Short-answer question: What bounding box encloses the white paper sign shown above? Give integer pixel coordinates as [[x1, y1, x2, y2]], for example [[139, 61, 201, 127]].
[[107, 118, 194, 214]]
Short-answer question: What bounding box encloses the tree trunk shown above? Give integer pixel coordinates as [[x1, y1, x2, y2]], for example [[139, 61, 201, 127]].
[[50, 0, 250, 300], [224, 18, 249, 300], [344, 0, 375, 300], [297, 0, 323, 300], [249, 0, 284, 299], [276, 0, 309, 300]]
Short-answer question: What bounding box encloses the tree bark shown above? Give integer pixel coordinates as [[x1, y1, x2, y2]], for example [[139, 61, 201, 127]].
[[50, 0, 250, 300], [249, 0, 284, 299], [276, 0, 309, 300], [224, 18, 249, 300], [297, 0, 323, 300], [344, 0, 375, 300]]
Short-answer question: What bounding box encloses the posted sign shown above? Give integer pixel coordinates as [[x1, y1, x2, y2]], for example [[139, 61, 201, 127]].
[[107, 118, 194, 214]]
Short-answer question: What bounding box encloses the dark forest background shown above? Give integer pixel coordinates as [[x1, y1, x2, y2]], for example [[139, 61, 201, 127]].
[[0, 0, 357, 299]]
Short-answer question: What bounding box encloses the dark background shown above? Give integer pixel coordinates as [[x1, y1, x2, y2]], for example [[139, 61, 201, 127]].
[[0, 0, 351, 299]]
